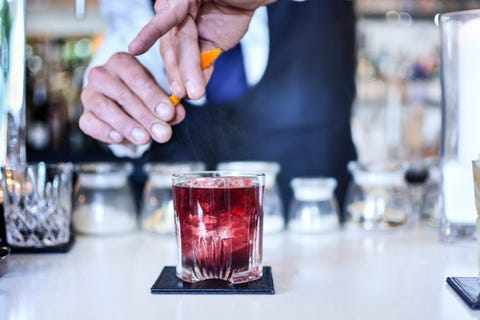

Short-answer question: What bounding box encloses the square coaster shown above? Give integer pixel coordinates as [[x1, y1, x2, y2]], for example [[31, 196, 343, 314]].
[[446, 277, 480, 309], [151, 266, 275, 295]]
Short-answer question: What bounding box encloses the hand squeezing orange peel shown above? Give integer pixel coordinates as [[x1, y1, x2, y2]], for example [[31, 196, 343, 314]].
[[169, 48, 223, 106]]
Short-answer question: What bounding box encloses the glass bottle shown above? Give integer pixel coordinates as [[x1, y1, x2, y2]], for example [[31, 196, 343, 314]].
[[141, 162, 205, 234], [0, 0, 26, 167], [439, 10, 480, 241], [288, 177, 339, 233], [217, 161, 284, 233], [344, 161, 411, 231], [72, 162, 137, 235]]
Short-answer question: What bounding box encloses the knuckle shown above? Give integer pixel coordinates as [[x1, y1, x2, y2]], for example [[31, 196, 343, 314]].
[[87, 66, 106, 83], [92, 100, 112, 119], [137, 114, 154, 127], [116, 90, 133, 107], [109, 52, 132, 65]]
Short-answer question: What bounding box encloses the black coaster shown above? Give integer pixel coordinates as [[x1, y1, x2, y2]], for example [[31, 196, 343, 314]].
[[9, 235, 75, 254], [151, 266, 275, 295], [447, 277, 480, 309]]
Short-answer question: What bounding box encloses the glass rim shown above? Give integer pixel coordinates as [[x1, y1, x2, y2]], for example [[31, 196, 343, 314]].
[[172, 170, 265, 180], [440, 9, 480, 19]]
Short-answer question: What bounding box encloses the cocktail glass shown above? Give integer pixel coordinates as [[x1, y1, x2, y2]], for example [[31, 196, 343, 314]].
[[172, 171, 264, 283]]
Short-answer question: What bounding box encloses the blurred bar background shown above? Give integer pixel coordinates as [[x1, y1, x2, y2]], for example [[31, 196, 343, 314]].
[[23, 0, 480, 164]]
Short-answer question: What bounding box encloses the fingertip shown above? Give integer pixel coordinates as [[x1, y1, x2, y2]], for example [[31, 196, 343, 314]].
[[171, 80, 185, 99], [108, 130, 123, 143], [128, 40, 143, 56], [155, 102, 175, 122], [185, 80, 205, 100], [151, 123, 172, 143], [130, 127, 150, 144]]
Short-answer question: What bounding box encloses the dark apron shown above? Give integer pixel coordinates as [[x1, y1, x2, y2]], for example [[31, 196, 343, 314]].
[[144, 0, 357, 220]]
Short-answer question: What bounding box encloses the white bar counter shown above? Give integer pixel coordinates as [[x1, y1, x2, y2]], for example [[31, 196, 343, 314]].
[[0, 226, 478, 319]]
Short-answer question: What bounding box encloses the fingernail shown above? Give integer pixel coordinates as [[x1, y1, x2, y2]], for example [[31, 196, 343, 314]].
[[185, 81, 197, 99], [131, 127, 148, 143], [109, 130, 123, 142], [171, 81, 182, 97], [151, 123, 170, 142], [155, 102, 174, 121]]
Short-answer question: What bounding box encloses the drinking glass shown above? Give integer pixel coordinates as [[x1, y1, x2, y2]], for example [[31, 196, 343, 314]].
[[72, 162, 137, 235], [172, 171, 264, 284], [344, 161, 412, 231], [439, 10, 480, 241], [1, 162, 74, 247], [288, 177, 339, 233]]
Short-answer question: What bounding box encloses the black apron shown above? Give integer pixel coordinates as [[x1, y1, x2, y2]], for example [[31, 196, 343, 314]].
[[143, 0, 357, 220]]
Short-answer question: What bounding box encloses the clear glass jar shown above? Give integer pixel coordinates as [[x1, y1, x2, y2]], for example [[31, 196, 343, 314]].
[[217, 161, 284, 233], [141, 162, 205, 234], [287, 178, 339, 233], [344, 161, 411, 231], [72, 162, 137, 235]]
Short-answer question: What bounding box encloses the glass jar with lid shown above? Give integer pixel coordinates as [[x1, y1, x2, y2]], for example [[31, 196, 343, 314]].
[[288, 177, 339, 233], [72, 162, 137, 235], [344, 161, 411, 231], [141, 162, 205, 234], [217, 161, 284, 233]]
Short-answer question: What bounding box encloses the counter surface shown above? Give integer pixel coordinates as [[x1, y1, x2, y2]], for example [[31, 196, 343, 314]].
[[0, 226, 478, 319]]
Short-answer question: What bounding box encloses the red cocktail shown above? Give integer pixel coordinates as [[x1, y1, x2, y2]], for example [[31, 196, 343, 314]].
[[172, 172, 264, 283]]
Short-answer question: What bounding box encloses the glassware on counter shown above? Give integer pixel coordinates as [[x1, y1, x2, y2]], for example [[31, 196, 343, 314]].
[[287, 177, 339, 233], [418, 158, 441, 227], [140, 162, 205, 234], [172, 171, 264, 283], [439, 10, 480, 241], [217, 161, 284, 233], [72, 162, 137, 235], [404, 162, 429, 222], [344, 161, 412, 231], [1, 162, 74, 248]]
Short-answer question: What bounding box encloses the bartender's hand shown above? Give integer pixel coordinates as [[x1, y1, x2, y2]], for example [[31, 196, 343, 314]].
[[128, 0, 276, 101], [80, 52, 186, 145]]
